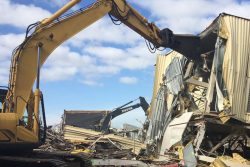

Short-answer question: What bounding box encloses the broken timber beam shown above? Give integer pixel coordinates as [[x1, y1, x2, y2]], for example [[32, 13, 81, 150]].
[[185, 77, 209, 88], [209, 133, 234, 154]]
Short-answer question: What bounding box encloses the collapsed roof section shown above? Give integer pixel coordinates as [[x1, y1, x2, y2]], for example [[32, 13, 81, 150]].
[[146, 13, 250, 159], [150, 13, 250, 123], [62, 110, 110, 130]]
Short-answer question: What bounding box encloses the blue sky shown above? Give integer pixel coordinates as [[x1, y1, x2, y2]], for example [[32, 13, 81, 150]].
[[1, 0, 250, 128]]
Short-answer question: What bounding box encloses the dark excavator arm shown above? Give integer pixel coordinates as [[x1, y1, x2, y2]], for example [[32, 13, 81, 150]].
[[100, 96, 149, 133]]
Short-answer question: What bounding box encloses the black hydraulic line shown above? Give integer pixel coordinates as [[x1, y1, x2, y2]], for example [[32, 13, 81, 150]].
[[145, 39, 156, 53], [40, 92, 47, 144], [25, 22, 40, 39]]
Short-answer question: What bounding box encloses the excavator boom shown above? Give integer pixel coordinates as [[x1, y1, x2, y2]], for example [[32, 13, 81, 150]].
[[0, 0, 169, 149], [0, 0, 200, 151], [6, 0, 165, 119]]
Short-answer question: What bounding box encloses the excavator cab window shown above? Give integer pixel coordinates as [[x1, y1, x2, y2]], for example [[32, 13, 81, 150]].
[[20, 111, 29, 127], [0, 101, 2, 111], [0, 88, 8, 112]]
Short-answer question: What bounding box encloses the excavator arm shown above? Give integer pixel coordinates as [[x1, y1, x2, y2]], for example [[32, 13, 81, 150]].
[[1, 0, 166, 147], [0, 0, 199, 147], [6, 0, 165, 119], [100, 96, 149, 133]]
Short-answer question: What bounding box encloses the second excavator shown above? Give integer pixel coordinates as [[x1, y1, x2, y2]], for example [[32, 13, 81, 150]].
[[99, 96, 149, 133]]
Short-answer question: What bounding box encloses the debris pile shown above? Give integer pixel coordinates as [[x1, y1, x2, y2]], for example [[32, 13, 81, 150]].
[[39, 125, 146, 160], [40, 13, 250, 167], [39, 127, 76, 152], [143, 13, 250, 166], [64, 125, 146, 155]]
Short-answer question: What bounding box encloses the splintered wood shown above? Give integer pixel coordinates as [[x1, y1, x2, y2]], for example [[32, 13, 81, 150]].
[[63, 125, 145, 155]]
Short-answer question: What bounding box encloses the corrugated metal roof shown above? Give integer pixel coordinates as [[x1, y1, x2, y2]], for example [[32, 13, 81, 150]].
[[63, 110, 110, 130], [64, 110, 110, 114]]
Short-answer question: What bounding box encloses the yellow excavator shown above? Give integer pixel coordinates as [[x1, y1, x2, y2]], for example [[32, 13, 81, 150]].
[[0, 0, 200, 166]]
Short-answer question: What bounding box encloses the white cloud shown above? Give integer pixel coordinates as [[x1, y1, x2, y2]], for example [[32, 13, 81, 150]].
[[0, 64, 9, 85], [41, 45, 121, 84], [130, 0, 250, 33], [84, 42, 157, 71], [2, 0, 250, 87], [41, 66, 77, 82], [67, 16, 141, 47], [45, 0, 87, 11], [0, 33, 24, 59], [41, 41, 156, 85], [80, 80, 103, 87], [0, 33, 25, 85], [119, 76, 138, 84], [0, 33, 150, 86], [49, 0, 69, 8], [0, 0, 51, 28]]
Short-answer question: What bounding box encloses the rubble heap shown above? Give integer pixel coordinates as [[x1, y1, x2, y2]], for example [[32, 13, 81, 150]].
[[64, 125, 146, 156], [38, 125, 145, 160], [144, 13, 250, 167]]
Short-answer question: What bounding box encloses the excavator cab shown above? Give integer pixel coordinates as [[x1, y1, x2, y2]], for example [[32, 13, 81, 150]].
[[0, 88, 47, 152]]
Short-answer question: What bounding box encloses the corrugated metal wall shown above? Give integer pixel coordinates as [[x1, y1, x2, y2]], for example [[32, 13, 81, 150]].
[[220, 14, 250, 123], [150, 14, 250, 123], [149, 52, 182, 117]]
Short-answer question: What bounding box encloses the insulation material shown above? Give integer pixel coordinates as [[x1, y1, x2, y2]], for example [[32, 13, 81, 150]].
[[214, 37, 227, 111], [219, 14, 250, 123]]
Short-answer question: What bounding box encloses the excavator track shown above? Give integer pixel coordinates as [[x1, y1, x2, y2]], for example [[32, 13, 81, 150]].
[[0, 150, 92, 167], [0, 156, 67, 167]]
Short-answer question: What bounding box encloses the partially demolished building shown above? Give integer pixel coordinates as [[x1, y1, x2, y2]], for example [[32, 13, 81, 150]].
[[145, 13, 250, 165], [54, 13, 250, 166]]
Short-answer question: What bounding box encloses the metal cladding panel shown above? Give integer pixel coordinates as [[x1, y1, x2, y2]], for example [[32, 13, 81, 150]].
[[165, 57, 186, 95], [149, 52, 182, 117], [219, 14, 250, 123]]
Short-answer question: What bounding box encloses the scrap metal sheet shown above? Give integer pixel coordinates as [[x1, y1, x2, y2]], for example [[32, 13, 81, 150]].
[[160, 112, 193, 154]]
